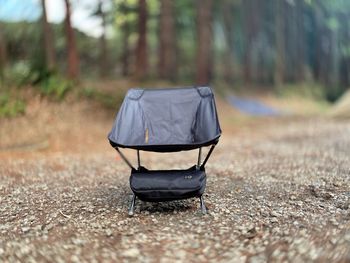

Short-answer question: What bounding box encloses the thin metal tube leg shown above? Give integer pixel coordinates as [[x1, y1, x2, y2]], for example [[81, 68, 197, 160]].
[[137, 150, 141, 170], [115, 147, 136, 170], [200, 195, 207, 215], [200, 144, 216, 169], [197, 147, 202, 169], [128, 194, 136, 216]]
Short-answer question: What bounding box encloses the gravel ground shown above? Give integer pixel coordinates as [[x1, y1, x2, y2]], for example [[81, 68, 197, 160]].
[[0, 118, 349, 262]]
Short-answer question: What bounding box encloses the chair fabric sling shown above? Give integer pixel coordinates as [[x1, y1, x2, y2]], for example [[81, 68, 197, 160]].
[[108, 86, 221, 215]]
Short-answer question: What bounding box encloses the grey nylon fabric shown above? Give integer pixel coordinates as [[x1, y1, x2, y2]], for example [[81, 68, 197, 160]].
[[108, 86, 221, 149]]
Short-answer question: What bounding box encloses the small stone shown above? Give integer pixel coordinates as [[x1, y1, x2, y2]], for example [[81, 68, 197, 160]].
[[270, 211, 279, 217], [71, 255, 80, 263], [249, 254, 266, 263], [330, 238, 337, 245], [106, 229, 113, 237], [323, 192, 334, 200], [176, 250, 187, 259], [270, 218, 278, 223], [22, 227, 30, 233], [336, 201, 349, 210], [330, 218, 338, 226], [45, 223, 54, 231], [72, 238, 85, 246], [20, 245, 31, 255], [245, 227, 257, 239], [122, 248, 140, 258], [296, 201, 303, 207], [91, 222, 99, 228], [33, 225, 42, 232], [333, 181, 342, 187]]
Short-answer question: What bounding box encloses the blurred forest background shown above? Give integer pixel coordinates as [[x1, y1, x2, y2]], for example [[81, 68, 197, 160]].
[[1, 0, 350, 118]]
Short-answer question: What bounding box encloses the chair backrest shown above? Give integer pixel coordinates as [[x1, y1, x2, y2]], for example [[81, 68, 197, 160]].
[[108, 87, 221, 152]]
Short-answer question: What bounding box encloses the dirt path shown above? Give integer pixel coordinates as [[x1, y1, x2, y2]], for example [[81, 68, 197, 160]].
[[0, 117, 349, 262]]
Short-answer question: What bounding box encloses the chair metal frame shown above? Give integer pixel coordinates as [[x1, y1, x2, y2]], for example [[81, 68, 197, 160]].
[[115, 144, 217, 216]]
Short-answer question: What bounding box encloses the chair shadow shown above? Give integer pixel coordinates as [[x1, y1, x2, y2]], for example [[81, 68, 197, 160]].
[[53, 179, 198, 223], [138, 199, 195, 214], [90, 184, 199, 216]]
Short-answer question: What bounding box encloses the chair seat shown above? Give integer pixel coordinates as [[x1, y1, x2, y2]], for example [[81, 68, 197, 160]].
[[130, 166, 206, 202]]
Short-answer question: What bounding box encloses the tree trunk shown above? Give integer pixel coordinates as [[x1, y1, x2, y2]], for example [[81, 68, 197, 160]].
[[119, 0, 130, 77], [195, 0, 213, 85], [243, 0, 261, 84], [158, 0, 176, 81], [121, 21, 130, 77], [135, 0, 148, 80], [339, 13, 350, 88], [98, 0, 108, 78], [313, 2, 323, 83], [222, 1, 236, 83], [329, 26, 339, 90], [274, 0, 285, 87], [41, 0, 56, 71], [64, 0, 79, 79], [296, 0, 305, 82], [0, 25, 6, 78]]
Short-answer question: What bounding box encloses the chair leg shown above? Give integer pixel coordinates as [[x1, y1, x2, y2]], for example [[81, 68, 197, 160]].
[[200, 195, 207, 215], [128, 194, 136, 216]]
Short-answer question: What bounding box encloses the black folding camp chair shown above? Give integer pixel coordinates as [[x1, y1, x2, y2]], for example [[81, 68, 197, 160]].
[[108, 87, 221, 215]]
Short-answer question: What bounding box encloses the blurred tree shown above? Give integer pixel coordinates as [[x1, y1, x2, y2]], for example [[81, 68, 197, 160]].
[[158, 0, 176, 81], [311, 0, 345, 100], [135, 0, 148, 79], [312, 0, 323, 83], [243, 0, 263, 85], [93, 0, 109, 78], [120, 15, 130, 77], [2, 0, 350, 100], [196, 0, 213, 85], [339, 11, 350, 88], [296, 0, 306, 81], [115, 0, 137, 77], [274, 0, 285, 87], [221, 0, 237, 84], [0, 25, 6, 78], [64, 0, 79, 79], [41, 0, 56, 72], [172, 0, 195, 81]]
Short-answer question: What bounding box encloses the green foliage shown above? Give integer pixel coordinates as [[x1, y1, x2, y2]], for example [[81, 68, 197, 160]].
[[324, 86, 345, 103], [3, 61, 40, 86], [81, 87, 123, 109], [2, 60, 72, 101], [326, 17, 339, 31], [115, 0, 138, 26], [39, 75, 72, 101], [174, 0, 196, 81], [1, 62, 72, 101], [1, 21, 43, 68], [275, 82, 326, 100], [0, 93, 25, 118]]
